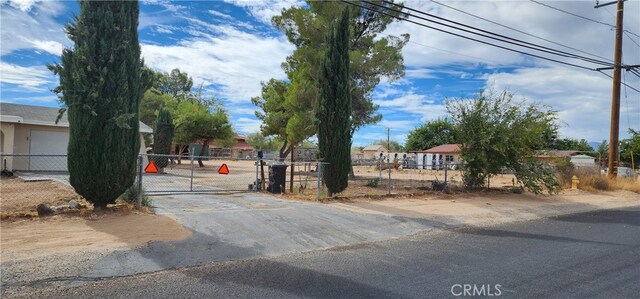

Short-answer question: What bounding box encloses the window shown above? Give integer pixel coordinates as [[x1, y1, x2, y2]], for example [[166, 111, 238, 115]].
[[445, 155, 454, 163]]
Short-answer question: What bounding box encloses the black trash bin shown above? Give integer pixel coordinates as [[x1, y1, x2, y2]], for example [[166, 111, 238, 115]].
[[267, 164, 288, 193]]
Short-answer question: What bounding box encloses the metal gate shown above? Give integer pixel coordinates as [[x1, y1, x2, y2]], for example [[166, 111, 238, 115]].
[[139, 154, 259, 194]]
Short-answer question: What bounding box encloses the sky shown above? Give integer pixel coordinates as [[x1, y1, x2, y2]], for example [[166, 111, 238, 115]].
[[1, 0, 639, 148]]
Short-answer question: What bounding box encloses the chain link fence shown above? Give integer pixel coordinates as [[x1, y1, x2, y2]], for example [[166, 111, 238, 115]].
[[0, 154, 84, 215], [1, 152, 523, 214], [140, 154, 262, 193]]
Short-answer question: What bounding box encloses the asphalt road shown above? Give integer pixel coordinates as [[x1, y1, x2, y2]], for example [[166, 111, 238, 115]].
[[10, 206, 639, 299]]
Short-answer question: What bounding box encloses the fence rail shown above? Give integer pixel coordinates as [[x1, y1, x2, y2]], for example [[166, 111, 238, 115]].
[[1, 153, 494, 213]]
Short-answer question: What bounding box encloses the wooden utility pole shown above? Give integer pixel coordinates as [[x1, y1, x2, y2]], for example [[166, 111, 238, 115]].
[[596, 0, 624, 178]]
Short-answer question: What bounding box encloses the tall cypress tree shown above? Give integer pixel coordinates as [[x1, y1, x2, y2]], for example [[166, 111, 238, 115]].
[[49, 1, 144, 208], [153, 107, 174, 170], [316, 8, 352, 196]]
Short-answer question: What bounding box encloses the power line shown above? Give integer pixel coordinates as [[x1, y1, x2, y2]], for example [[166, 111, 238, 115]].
[[406, 40, 509, 66], [603, 6, 640, 48], [374, 0, 613, 66], [431, 0, 614, 63], [529, 0, 640, 38], [598, 70, 640, 93], [342, 0, 600, 71]]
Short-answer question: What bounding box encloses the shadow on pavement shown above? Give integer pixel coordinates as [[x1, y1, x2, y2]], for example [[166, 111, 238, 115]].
[[550, 208, 640, 227], [186, 258, 411, 299]]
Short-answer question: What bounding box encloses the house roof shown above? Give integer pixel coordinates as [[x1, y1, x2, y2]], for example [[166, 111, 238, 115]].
[[0, 103, 153, 133], [422, 144, 461, 154], [233, 139, 254, 150], [570, 154, 595, 159], [536, 150, 580, 158], [363, 144, 387, 151]]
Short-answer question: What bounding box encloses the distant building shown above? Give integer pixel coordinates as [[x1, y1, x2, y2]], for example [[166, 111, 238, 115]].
[[207, 135, 255, 158], [570, 154, 596, 167], [535, 150, 581, 162], [362, 144, 388, 160], [0, 103, 152, 171], [412, 144, 462, 169]]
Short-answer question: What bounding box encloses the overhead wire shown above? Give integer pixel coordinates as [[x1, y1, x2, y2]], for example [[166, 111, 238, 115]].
[[597, 70, 640, 93], [529, 0, 640, 39], [341, 0, 601, 71], [405, 40, 508, 66], [374, 0, 614, 66], [430, 0, 614, 63], [603, 6, 640, 48]]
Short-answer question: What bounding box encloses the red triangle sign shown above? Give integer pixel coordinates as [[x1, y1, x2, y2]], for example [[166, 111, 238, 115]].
[[218, 163, 229, 175], [144, 161, 159, 173]]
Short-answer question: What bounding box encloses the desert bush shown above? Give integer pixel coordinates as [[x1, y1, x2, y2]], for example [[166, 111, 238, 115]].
[[554, 158, 575, 187], [366, 178, 380, 187], [609, 177, 640, 193], [121, 183, 152, 207], [578, 175, 610, 191]]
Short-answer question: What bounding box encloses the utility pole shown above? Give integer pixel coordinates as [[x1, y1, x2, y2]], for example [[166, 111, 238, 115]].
[[596, 0, 624, 178]]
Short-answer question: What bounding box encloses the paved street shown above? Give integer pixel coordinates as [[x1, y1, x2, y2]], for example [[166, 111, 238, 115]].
[[11, 207, 640, 298]]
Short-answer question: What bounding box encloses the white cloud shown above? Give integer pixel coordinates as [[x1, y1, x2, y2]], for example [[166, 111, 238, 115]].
[[405, 68, 437, 79], [208, 9, 234, 20], [375, 91, 447, 123], [1, 95, 58, 104], [224, 0, 305, 24], [31, 40, 64, 56], [377, 119, 415, 131], [0, 62, 54, 91], [233, 117, 262, 134], [141, 25, 294, 103], [384, 1, 640, 69], [3, 0, 37, 11], [228, 107, 257, 115], [485, 66, 640, 141], [0, 1, 69, 56]]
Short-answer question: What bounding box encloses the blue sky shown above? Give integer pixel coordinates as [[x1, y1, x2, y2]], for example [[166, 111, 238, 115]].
[[2, 0, 639, 147]]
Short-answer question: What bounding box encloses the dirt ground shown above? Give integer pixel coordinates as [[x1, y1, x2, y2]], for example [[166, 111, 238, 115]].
[[330, 189, 640, 226], [0, 211, 191, 261], [0, 188, 637, 265], [0, 178, 86, 215]]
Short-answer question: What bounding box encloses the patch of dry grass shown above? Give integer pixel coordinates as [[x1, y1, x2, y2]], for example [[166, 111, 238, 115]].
[[578, 174, 639, 193]]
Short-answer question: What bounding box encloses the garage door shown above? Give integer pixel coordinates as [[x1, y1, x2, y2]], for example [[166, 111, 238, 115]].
[[29, 130, 68, 171]]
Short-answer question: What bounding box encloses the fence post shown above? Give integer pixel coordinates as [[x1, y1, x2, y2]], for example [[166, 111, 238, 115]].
[[444, 163, 448, 187], [137, 155, 143, 210], [388, 155, 391, 195], [379, 157, 382, 183], [317, 162, 322, 201], [190, 153, 194, 192], [255, 155, 260, 192]]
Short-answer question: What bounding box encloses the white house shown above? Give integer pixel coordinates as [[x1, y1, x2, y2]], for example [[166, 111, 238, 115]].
[[0, 103, 152, 171]]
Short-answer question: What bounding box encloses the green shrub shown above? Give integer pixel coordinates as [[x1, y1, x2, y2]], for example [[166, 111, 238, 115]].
[[121, 183, 152, 207], [366, 178, 380, 187]]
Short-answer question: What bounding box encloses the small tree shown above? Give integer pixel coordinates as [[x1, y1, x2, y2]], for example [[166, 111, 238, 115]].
[[446, 89, 561, 194], [317, 8, 352, 196], [153, 107, 174, 170], [620, 129, 639, 168], [173, 100, 234, 167], [49, 1, 144, 208], [597, 139, 609, 167], [405, 119, 457, 152], [370, 140, 404, 152]]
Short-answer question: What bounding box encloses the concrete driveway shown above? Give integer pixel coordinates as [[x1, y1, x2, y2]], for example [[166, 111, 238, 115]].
[[82, 192, 446, 278]]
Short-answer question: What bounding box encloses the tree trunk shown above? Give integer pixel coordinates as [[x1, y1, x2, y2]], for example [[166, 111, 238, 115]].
[[198, 139, 209, 167], [175, 144, 182, 164], [278, 139, 289, 162]]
